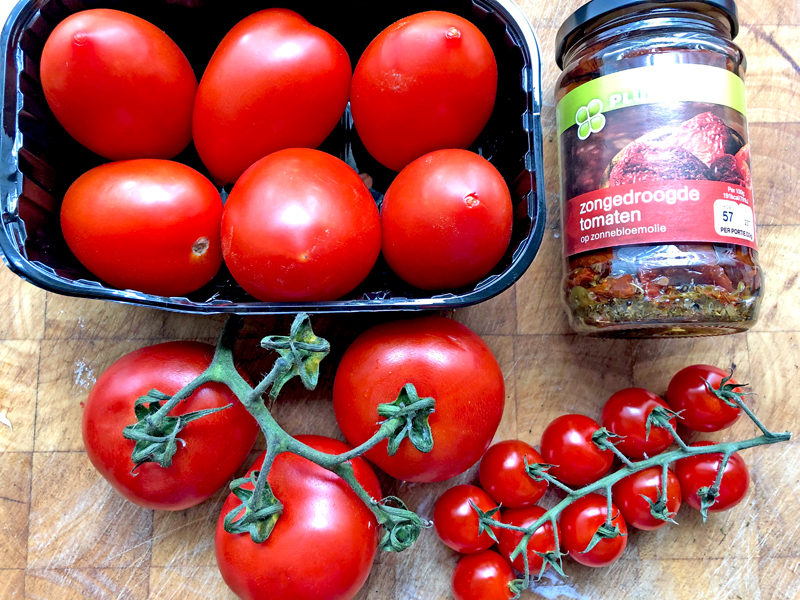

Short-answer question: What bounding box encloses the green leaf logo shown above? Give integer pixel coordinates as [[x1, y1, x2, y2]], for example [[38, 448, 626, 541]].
[[576, 98, 606, 140]]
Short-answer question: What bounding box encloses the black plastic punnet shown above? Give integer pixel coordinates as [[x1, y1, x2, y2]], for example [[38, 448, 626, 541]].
[[0, 0, 545, 314]]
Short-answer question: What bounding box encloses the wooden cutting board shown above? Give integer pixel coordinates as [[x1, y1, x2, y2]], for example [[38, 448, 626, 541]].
[[0, 0, 798, 598]]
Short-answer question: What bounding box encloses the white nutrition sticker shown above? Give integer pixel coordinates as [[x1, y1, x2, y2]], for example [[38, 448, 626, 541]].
[[714, 199, 755, 244]]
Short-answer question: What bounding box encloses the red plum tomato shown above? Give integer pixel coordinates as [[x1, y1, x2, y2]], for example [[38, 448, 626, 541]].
[[332, 317, 504, 483], [612, 466, 682, 530], [452, 550, 516, 600], [381, 149, 513, 290], [667, 365, 743, 432], [675, 442, 750, 513], [433, 484, 499, 554], [479, 440, 547, 509], [601, 388, 676, 460], [41, 9, 196, 160], [193, 9, 352, 183], [60, 160, 224, 297], [215, 436, 382, 600], [540, 415, 613, 487], [496, 505, 560, 574], [559, 493, 628, 568], [221, 149, 381, 302], [82, 342, 258, 511], [351, 11, 497, 171]]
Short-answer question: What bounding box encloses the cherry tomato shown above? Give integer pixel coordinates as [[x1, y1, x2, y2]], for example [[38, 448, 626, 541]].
[[601, 388, 676, 460], [452, 550, 515, 600], [496, 505, 560, 573], [612, 467, 682, 530], [675, 442, 750, 512], [351, 11, 497, 171], [221, 149, 381, 302], [82, 342, 258, 511], [60, 160, 224, 297], [41, 9, 196, 160], [332, 316, 505, 483], [194, 9, 351, 183], [479, 440, 547, 509], [540, 415, 613, 487], [381, 149, 513, 290], [216, 436, 381, 600], [559, 493, 628, 568], [434, 485, 499, 554], [667, 365, 743, 432]]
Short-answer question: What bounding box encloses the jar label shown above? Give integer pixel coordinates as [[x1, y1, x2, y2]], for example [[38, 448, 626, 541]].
[[556, 64, 757, 257]]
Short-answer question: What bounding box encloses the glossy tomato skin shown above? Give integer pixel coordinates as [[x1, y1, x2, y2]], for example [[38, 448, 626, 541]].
[[381, 150, 513, 290], [452, 550, 515, 600], [559, 493, 628, 568], [601, 388, 676, 460], [479, 440, 547, 509], [82, 342, 258, 511], [332, 317, 504, 483], [497, 505, 560, 573], [434, 485, 499, 554], [675, 442, 750, 512], [41, 9, 196, 160], [540, 415, 613, 487], [194, 9, 351, 183], [351, 11, 497, 172], [221, 149, 381, 302], [667, 365, 742, 432], [612, 467, 681, 530], [61, 160, 224, 297], [216, 436, 381, 600]]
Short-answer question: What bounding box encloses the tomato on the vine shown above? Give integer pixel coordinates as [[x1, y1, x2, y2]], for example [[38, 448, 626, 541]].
[[41, 9, 196, 160], [675, 442, 750, 513], [612, 466, 682, 530], [333, 316, 505, 483], [221, 148, 381, 302], [452, 550, 516, 600], [667, 365, 743, 432], [434, 485, 499, 554], [351, 11, 497, 171], [479, 440, 548, 509], [216, 436, 382, 600], [559, 493, 628, 568], [601, 388, 676, 459], [61, 160, 224, 297], [194, 9, 352, 183], [540, 415, 613, 487], [380, 149, 513, 290], [496, 505, 560, 573], [82, 342, 258, 511]]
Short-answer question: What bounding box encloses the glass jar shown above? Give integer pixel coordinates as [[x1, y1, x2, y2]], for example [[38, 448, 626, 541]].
[[555, 0, 762, 337]]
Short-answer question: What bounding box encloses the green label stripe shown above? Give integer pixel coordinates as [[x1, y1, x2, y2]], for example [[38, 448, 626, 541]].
[[556, 64, 746, 136]]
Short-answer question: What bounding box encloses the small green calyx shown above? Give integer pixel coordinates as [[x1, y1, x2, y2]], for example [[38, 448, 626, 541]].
[[703, 367, 748, 410], [641, 493, 679, 525], [261, 313, 330, 400], [592, 427, 625, 451], [376, 383, 435, 456], [123, 389, 231, 469], [525, 459, 555, 482], [582, 520, 627, 554], [223, 471, 284, 544], [534, 549, 568, 580], [645, 406, 682, 440], [696, 486, 720, 523], [508, 578, 525, 600], [469, 500, 501, 544], [374, 496, 432, 552]]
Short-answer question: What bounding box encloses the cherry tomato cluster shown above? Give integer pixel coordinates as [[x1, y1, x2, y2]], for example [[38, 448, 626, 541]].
[[42, 8, 511, 301], [440, 364, 752, 600]]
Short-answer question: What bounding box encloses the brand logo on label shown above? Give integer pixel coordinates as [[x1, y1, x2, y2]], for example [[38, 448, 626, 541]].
[[576, 99, 606, 140]]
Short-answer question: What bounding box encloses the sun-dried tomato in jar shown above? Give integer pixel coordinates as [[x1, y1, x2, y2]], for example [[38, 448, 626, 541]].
[[555, 0, 762, 337]]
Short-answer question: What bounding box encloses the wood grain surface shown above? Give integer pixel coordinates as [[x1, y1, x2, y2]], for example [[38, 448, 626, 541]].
[[0, 0, 798, 598]]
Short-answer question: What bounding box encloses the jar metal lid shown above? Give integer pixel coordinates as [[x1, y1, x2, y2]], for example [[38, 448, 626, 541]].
[[555, 0, 740, 68]]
